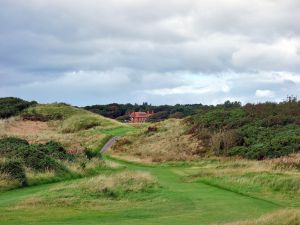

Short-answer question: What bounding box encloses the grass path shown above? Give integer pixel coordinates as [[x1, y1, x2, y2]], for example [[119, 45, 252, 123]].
[[0, 156, 283, 225]]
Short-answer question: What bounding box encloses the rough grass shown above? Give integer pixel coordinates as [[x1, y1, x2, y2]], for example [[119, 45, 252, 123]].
[[0, 157, 122, 191], [218, 209, 300, 225], [0, 157, 298, 225], [16, 170, 158, 208], [111, 119, 200, 162], [182, 155, 300, 206], [0, 173, 20, 191], [0, 103, 133, 153], [22, 103, 120, 132]]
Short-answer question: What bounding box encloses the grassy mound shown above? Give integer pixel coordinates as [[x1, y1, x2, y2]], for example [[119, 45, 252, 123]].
[[111, 119, 199, 162], [17, 171, 158, 208], [22, 103, 120, 132]]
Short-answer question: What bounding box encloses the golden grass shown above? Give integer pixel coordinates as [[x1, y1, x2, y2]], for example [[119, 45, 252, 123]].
[[76, 171, 156, 194], [0, 173, 20, 190], [0, 117, 111, 153], [111, 119, 200, 162], [218, 209, 300, 225], [15, 171, 157, 209], [182, 156, 300, 206]]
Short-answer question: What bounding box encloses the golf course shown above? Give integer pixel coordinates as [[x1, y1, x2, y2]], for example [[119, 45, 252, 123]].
[[0, 155, 297, 225]]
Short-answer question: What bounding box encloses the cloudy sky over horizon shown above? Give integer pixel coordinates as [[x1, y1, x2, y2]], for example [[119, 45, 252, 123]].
[[0, 0, 300, 106]]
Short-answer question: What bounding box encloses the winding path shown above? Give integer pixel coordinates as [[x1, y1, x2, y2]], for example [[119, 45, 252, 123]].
[[100, 136, 119, 154]]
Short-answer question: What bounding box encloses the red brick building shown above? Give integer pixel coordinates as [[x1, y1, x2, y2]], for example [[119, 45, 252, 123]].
[[129, 111, 153, 123]]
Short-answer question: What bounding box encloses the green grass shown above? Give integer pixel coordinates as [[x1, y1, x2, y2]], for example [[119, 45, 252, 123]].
[[1, 156, 297, 225], [101, 126, 138, 136]]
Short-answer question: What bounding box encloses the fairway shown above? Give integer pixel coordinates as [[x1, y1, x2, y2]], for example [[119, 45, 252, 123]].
[[0, 157, 282, 225]]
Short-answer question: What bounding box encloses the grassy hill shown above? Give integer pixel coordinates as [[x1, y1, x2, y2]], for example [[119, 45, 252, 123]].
[[0, 102, 136, 191], [0, 98, 299, 225], [0, 103, 135, 153], [112, 99, 300, 162]]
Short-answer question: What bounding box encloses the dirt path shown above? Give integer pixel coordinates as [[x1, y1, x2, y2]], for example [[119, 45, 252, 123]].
[[100, 136, 119, 154]]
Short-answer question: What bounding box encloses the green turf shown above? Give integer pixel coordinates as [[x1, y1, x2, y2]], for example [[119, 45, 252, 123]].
[[0, 156, 288, 225], [101, 126, 138, 136]]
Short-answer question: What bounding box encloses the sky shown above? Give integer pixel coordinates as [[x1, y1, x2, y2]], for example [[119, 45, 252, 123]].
[[0, 0, 300, 106]]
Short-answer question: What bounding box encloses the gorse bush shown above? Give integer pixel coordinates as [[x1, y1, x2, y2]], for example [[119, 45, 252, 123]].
[[189, 99, 300, 159], [0, 159, 27, 186], [16, 145, 67, 172], [0, 97, 36, 119], [39, 141, 73, 160], [0, 137, 29, 157], [0, 137, 70, 172]]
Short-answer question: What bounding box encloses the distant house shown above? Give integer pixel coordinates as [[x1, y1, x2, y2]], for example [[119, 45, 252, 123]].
[[129, 111, 154, 123]]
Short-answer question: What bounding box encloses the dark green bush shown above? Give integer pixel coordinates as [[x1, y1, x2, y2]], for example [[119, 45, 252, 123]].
[[0, 159, 27, 186], [16, 145, 68, 172], [39, 141, 73, 160], [0, 137, 29, 157], [0, 97, 36, 119], [189, 99, 300, 159], [0, 137, 70, 172], [84, 148, 99, 160]]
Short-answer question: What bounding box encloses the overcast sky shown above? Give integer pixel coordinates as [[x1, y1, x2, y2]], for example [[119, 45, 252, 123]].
[[0, 0, 299, 106]]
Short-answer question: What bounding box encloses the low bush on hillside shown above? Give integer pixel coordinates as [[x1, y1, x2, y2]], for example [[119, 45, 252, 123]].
[[0, 137, 70, 173], [0, 159, 27, 186], [0, 97, 36, 119], [17, 145, 67, 172], [189, 98, 300, 159]]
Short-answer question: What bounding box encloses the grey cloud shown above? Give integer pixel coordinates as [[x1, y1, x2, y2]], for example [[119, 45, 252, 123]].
[[0, 0, 300, 104]]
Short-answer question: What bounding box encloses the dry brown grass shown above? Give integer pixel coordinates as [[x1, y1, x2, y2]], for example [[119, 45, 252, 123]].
[[15, 171, 157, 209], [0, 117, 108, 153], [218, 209, 300, 225], [0, 173, 20, 191], [111, 119, 200, 162], [269, 153, 300, 171]]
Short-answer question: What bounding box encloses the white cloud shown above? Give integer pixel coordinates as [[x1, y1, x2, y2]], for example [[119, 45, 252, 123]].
[[255, 89, 275, 98]]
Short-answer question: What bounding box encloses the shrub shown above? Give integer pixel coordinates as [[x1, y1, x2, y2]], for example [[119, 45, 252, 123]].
[[39, 141, 73, 160], [84, 148, 99, 160], [147, 111, 170, 122], [0, 97, 36, 119], [211, 130, 243, 156], [188, 100, 300, 159], [0, 137, 29, 157], [0, 159, 27, 186], [17, 145, 67, 172]]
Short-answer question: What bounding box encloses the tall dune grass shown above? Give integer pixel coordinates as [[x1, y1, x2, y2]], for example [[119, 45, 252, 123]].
[[219, 209, 300, 225]]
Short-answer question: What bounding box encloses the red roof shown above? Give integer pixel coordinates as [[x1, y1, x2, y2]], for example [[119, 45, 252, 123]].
[[130, 112, 152, 118]]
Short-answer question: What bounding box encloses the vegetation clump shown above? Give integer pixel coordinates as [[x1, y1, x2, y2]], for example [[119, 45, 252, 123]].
[[0, 137, 71, 188], [189, 98, 300, 159], [0, 159, 27, 186], [0, 97, 36, 119]]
